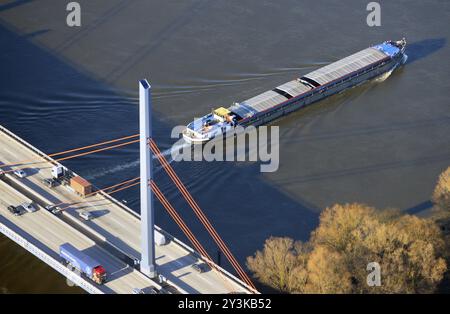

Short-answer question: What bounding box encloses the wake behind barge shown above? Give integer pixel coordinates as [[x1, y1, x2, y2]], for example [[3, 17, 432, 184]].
[[183, 39, 407, 144]]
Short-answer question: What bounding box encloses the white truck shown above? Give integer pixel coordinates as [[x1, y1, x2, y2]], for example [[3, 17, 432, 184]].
[[51, 166, 64, 179]]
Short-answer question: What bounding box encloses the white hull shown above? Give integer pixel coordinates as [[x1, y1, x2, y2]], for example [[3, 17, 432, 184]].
[[182, 133, 210, 144]]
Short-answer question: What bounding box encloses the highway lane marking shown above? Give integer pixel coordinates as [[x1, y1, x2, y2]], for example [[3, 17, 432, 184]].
[[110, 265, 131, 276]]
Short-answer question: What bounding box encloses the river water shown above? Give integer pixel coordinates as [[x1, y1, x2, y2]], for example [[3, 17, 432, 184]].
[[0, 0, 449, 293]]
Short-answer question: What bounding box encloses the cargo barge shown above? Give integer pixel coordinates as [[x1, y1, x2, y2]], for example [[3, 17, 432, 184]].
[[183, 39, 407, 144]]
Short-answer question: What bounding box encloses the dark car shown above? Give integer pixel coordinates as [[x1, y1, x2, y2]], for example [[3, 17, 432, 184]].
[[163, 285, 180, 294], [191, 263, 208, 274], [132, 288, 145, 294], [42, 178, 57, 188], [7, 205, 24, 216], [13, 169, 26, 178], [7, 205, 16, 214]]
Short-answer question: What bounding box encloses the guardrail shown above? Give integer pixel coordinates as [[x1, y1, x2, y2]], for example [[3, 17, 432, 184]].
[[0, 215, 104, 294]]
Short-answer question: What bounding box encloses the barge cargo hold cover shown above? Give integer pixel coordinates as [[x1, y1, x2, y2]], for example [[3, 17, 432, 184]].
[[183, 38, 407, 144]]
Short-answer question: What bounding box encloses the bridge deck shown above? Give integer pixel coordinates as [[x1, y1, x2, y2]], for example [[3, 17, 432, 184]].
[[0, 126, 250, 294], [0, 179, 156, 294]]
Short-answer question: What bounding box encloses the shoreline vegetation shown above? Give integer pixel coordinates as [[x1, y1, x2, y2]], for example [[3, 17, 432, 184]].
[[247, 166, 450, 294]]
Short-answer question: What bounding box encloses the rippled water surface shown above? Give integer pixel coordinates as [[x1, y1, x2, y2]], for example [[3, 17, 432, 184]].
[[1, 0, 449, 293]]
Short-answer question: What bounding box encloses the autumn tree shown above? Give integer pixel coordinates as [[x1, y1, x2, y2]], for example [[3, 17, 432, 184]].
[[247, 203, 447, 294], [430, 166, 450, 292], [432, 166, 450, 212], [303, 245, 352, 293], [246, 237, 307, 293], [313, 204, 446, 293]]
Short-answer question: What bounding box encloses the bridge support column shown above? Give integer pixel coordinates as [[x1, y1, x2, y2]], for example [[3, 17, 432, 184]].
[[139, 79, 156, 278]]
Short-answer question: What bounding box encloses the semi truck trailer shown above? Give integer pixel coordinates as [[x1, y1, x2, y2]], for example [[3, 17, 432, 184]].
[[59, 243, 107, 285], [70, 176, 92, 197]]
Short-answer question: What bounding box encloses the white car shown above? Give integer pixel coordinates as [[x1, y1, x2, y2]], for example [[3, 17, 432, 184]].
[[79, 211, 93, 221], [13, 169, 26, 178], [45, 204, 62, 215], [132, 288, 145, 294], [21, 202, 37, 213]]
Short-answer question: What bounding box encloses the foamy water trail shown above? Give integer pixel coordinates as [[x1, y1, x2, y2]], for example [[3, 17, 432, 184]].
[[160, 142, 192, 163], [85, 160, 140, 180], [84, 142, 191, 180]]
